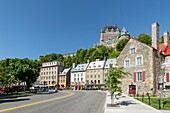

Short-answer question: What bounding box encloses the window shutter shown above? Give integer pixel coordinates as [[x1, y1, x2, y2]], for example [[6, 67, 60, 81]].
[[142, 71, 145, 82], [166, 73, 169, 82], [134, 72, 136, 82]]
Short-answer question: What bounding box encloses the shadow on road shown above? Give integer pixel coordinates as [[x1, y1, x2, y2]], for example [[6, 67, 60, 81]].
[[118, 100, 138, 106], [0, 98, 30, 104], [0, 94, 33, 99]]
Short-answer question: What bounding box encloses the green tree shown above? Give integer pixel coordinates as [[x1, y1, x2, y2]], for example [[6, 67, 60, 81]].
[[116, 38, 129, 51], [109, 49, 120, 58], [98, 46, 108, 60], [160, 35, 164, 44], [39, 53, 64, 63], [64, 56, 72, 68], [76, 49, 88, 63], [92, 49, 102, 61], [137, 33, 152, 46], [106, 67, 131, 104], [84, 48, 96, 62], [0, 58, 40, 89]]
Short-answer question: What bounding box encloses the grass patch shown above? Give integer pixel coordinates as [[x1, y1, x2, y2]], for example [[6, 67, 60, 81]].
[[135, 96, 170, 110]]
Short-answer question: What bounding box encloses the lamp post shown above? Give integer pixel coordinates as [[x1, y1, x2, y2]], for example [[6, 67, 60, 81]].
[[109, 64, 113, 104], [159, 62, 168, 109], [24, 76, 28, 91]]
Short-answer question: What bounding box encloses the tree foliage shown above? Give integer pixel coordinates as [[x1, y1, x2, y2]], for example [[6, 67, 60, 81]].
[[0, 58, 40, 88], [106, 67, 131, 103], [136, 33, 152, 46], [160, 35, 164, 44], [116, 38, 129, 51], [39, 53, 64, 63]]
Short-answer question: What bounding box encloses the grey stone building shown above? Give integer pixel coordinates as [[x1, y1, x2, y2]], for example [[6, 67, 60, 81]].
[[117, 22, 163, 95], [93, 25, 130, 48]]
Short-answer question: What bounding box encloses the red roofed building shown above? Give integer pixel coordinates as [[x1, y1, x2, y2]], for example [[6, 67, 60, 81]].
[[159, 32, 170, 96]]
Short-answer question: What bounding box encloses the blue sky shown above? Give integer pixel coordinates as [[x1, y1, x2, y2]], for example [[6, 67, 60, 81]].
[[0, 0, 170, 59]]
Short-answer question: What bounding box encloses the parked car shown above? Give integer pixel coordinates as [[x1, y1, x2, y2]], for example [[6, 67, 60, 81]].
[[48, 88, 58, 93], [57, 87, 63, 91], [0, 87, 16, 94]]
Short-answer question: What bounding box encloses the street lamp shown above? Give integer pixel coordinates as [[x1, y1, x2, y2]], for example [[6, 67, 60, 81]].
[[109, 64, 113, 104]]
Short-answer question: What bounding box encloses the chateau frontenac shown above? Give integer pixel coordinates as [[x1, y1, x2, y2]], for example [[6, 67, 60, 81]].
[[93, 25, 130, 48]]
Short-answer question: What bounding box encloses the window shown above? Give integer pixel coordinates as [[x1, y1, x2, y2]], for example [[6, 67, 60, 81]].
[[81, 78, 83, 81], [165, 85, 170, 89], [74, 74, 76, 77], [98, 75, 100, 78], [98, 65, 101, 67], [124, 60, 130, 67], [74, 78, 76, 82], [98, 80, 100, 84], [94, 75, 96, 78], [91, 75, 93, 78], [77, 78, 79, 82], [130, 48, 135, 54], [94, 80, 96, 84], [136, 56, 142, 65], [168, 58, 170, 63], [136, 72, 142, 82]]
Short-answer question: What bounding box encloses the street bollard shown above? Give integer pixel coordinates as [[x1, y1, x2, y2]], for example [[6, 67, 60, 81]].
[[158, 99, 161, 109], [148, 96, 150, 105], [142, 94, 144, 102]]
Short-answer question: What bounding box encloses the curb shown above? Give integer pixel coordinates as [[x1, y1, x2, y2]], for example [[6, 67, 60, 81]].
[[125, 94, 162, 113]]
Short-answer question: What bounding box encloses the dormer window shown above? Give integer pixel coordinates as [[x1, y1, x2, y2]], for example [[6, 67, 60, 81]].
[[130, 48, 135, 54]]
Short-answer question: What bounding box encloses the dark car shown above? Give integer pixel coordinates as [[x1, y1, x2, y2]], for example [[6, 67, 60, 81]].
[[0, 87, 16, 94]]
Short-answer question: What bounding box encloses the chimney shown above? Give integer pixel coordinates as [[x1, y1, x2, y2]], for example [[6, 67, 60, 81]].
[[164, 32, 169, 46], [72, 63, 76, 68], [152, 22, 159, 50], [87, 59, 90, 64]]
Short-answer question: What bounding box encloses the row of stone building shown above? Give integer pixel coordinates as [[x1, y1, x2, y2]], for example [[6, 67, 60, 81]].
[[36, 58, 116, 90], [36, 22, 170, 96]]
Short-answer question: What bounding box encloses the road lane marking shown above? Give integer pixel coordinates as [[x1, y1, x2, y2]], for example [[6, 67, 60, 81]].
[[0, 92, 75, 112]]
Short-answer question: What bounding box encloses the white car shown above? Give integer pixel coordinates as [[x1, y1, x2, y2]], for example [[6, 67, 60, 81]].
[[48, 88, 58, 93]]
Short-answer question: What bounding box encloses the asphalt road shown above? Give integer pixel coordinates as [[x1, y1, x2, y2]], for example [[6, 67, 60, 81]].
[[0, 90, 106, 113]]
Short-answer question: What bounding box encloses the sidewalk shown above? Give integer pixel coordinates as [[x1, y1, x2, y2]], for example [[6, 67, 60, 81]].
[[104, 91, 169, 113]]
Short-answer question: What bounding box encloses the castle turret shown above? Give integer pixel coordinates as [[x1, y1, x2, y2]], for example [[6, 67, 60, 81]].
[[152, 22, 159, 50]]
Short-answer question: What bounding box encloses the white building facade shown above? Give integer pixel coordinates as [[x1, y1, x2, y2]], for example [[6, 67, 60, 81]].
[[71, 63, 89, 90]]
